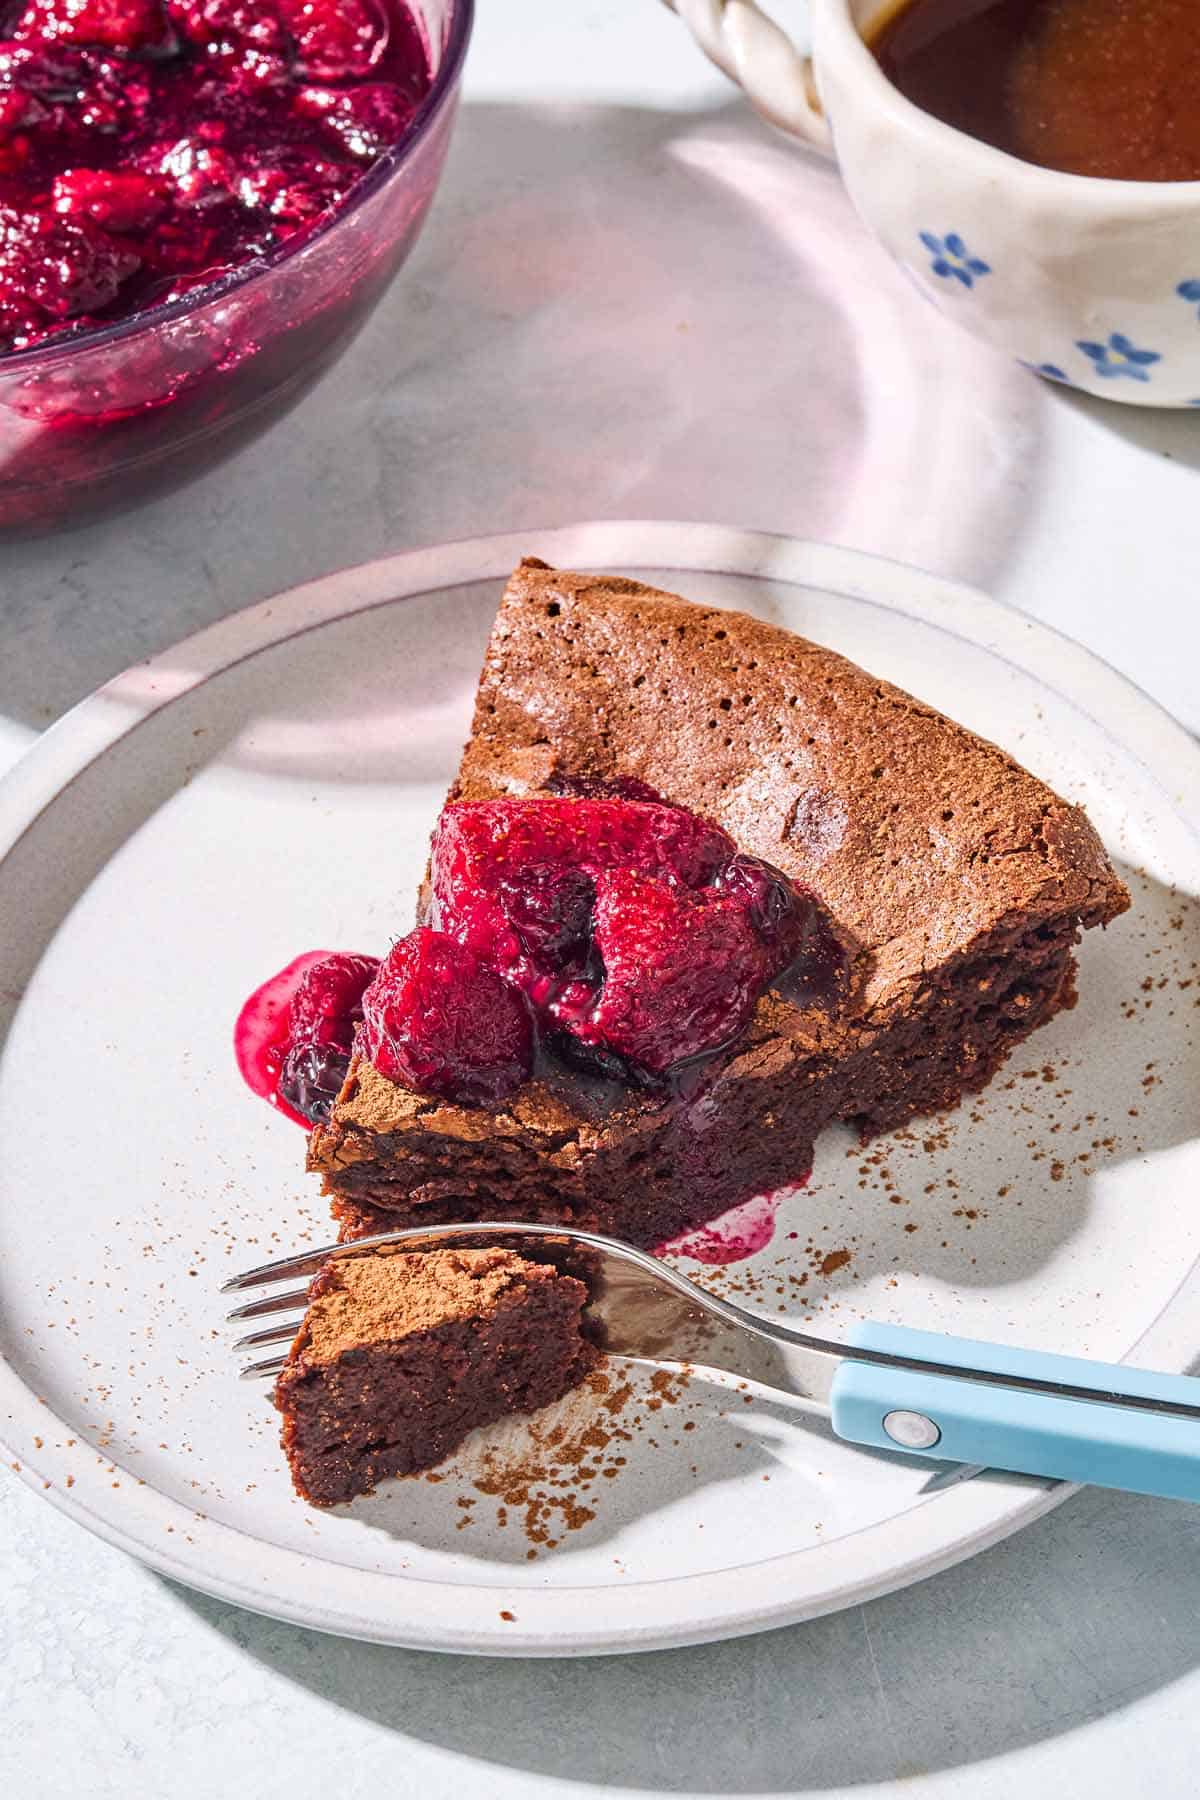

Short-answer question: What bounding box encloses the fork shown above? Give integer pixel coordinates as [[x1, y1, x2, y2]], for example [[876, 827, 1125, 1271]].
[[223, 1220, 1200, 1503]]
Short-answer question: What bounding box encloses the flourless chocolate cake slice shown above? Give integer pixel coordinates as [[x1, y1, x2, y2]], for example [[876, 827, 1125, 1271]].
[[310, 559, 1129, 1248], [274, 1245, 597, 1506]]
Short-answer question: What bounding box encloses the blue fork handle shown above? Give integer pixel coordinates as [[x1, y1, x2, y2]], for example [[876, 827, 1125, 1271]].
[[830, 1322, 1200, 1502]]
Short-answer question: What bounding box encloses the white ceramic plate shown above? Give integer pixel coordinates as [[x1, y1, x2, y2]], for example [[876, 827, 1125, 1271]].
[[2, 522, 1199, 1657]]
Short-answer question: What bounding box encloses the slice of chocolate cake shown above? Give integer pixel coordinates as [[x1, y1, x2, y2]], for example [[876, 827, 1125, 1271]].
[[310, 559, 1129, 1249], [274, 1245, 597, 1506]]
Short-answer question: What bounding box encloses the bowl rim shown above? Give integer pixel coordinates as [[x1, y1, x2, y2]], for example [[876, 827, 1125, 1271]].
[[0, 0, 474, 374]]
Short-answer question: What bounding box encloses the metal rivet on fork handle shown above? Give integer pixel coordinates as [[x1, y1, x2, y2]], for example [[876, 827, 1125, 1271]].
[[883, 1410, 941, 1451]]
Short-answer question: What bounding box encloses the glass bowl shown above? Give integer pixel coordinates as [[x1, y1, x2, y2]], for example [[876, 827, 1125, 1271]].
[[0, 0, 472, 534]]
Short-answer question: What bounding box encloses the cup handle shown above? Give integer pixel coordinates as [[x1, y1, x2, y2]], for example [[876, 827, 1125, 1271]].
[[662, 0, 834, 152]]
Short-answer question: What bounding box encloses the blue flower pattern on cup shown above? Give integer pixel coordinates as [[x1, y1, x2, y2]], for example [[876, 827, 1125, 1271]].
[[919, 232, 990, 289], [1076, 333, 1161, 382], [1020, 361, 1071, 385], [911, 242, 1181, 393]]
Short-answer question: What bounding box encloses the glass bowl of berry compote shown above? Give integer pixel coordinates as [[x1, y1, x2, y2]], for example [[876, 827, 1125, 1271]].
[[0, 0, 470, 531]]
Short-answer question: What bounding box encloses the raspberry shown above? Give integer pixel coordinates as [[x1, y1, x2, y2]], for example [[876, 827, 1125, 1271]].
[[430, 797, 735, 988], [0, 42, 82, 96], [0, 43, 132, 138], [287, 950, 379, 1048], [419, 795, 836, 1089], [556, 869, 770, 1074], [0, 86, 44, 139], [9, 0, 173, 53], [360, 929, 533, 1107], [163, 0, 291, 85], [143, 135, 239, 204], [294, 80, 414, 159], [0, 203, 139, 323], [216, 44, 290, 87], [52, 167, 166, 231], [232, 145, 346, 222], [278, 0, 387, 80], [271, 951, 377, 1124], [236, 950, 377, 1127], [165, 0, 288, 52]]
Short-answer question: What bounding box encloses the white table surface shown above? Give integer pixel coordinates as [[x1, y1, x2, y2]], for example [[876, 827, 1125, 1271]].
[[3, 3, 1199, 1794]]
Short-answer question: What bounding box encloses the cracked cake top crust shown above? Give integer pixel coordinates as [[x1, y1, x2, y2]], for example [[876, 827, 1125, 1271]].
[[453, 559, 1126, 1017]]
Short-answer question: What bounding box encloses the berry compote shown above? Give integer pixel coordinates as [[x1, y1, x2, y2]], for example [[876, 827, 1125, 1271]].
[[236, 795, 847, 1122], [0, 0, 463, 531], [235, 948, 379, 1125], [430, 796, 845, 1089], [0, 0, 431, 350]]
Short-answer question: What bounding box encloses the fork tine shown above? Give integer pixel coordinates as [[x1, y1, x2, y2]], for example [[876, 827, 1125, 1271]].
[[220, 1221, 841, 1402], [226, 1285, 313, 1323], [220, 1240, 344, 1293], [221, 1219, 637, 1295], [234, 1319, 304, 1351], [219, 1221, 483, 1293]]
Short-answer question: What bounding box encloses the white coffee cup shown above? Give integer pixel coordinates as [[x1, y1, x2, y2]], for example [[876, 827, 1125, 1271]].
[[666, 0, 1200, 407]]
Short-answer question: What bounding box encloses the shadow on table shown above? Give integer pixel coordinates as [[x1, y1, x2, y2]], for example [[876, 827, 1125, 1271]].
[[173, 1483, 1200, 1789], [1051, 382, 1200, 468], [0, 95, 1039, 732]]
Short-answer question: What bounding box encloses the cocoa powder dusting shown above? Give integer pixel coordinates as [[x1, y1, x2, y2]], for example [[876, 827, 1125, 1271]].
[[453, 1363, 690, 1554]]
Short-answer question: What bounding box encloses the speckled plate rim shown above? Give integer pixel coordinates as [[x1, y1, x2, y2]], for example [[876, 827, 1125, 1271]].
[[2, 520, 1199, 1657]]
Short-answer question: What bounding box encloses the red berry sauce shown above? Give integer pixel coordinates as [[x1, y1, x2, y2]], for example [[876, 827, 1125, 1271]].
[[0, 0, 431, 351], [429, 797, 735, 1012], [431, 795, 847, 1086], [659, 1187, 795, 1265], [235, 793, 848, 1122], [234, 947, 379, 1126]]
